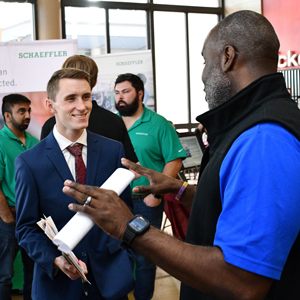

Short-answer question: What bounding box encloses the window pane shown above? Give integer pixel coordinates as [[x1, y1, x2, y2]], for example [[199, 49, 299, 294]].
[[153, 0, 219, 7], [0, 2, 34, 42], [189, 13, 218, 121], [65, 6, 106, 56], [109, 10, 147, 54], [154, 11, 188, 124]]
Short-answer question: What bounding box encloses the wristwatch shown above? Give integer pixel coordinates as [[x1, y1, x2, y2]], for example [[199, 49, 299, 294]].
[[120, 215, 150, 250]]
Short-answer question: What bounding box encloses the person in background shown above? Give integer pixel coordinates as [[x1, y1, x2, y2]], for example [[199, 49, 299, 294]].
[[136, 73, 150, 105], [114, 73, 186, 300], [165, 120, 191, 242], [15, 68, 135, 300], [40, 54, 138, 163], [0, 94, 39, 300], [195, 123, 208, 149], [64, 10, 300, 300]]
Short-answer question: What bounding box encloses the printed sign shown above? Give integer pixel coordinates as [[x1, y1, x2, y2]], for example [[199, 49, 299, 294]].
[[0, 39, 77, 137], [0, 39, 77, 93], [92, 50, 154, 112]]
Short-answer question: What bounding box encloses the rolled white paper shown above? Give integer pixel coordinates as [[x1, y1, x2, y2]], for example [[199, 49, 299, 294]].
[[53, 168, 135, 254]]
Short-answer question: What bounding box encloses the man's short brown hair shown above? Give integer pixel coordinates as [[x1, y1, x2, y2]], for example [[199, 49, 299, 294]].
[[47, 68, 91, 101], [62, 55, 98, 89]]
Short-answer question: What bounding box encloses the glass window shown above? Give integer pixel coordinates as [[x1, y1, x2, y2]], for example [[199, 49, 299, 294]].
[[65, 6, 106, 56], [62, 0, 223, 130], [109, 9, 147, 54], [0, 2, 34, 42], [153, 0, 219, 7], [154, 11, 188, 124], [188, 13, 218, 121]]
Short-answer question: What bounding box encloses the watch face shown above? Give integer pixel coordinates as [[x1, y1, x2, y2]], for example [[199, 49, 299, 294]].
[[129, 216, 148, 232]]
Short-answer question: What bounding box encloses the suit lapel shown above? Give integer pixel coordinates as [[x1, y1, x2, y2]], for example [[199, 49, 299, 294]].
[[86, 131, 102, 186], [45, 132, 74, 182]]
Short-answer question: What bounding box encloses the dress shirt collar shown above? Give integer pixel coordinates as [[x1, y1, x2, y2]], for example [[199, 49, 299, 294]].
[[53, 125, 87, 151], [2, 124, 30, 141]]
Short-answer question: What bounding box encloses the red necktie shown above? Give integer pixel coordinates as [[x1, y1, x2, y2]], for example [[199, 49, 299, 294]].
[[67, 143, 86, 184]]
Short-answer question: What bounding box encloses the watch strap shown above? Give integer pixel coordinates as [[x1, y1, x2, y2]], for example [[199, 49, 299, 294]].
[[119, 215, 150, 250], [152, 193, 162, 199], [122, 226, 136, 247]]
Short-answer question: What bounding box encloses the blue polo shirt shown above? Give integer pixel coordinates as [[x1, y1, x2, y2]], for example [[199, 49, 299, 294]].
[[215, 123, 300, 280]]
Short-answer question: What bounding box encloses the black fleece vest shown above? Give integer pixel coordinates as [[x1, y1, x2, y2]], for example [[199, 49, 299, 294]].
[[180, 73, 300, 300]]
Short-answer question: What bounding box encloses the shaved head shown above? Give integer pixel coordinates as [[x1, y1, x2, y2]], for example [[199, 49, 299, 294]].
[[208, 10, 279, 69], [202, 10, 280, 109]]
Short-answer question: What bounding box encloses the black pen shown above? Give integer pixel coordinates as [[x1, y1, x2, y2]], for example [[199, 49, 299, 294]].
[[62, 252, 90, 295], [82, 278, 88, 296]]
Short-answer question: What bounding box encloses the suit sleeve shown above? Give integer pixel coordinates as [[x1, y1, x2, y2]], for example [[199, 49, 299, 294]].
[[121, 128, 138, 163], [15, 154, 61, 280], [115, 141, 134, 210]]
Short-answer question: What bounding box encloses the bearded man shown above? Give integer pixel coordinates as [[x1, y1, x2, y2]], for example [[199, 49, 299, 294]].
[[0, 94, 39, 300], [114, 73, 186, 300]]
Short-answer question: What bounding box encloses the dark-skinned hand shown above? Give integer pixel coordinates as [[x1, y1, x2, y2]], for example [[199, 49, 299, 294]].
[[121, 158, 182, 196], [63, 180, 134, 240]]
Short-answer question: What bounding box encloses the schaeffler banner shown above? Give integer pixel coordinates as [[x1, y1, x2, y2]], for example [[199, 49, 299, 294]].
[[0, 39, 77, 137], [92, 50, 154, 113], [0, 39, 77, 93]]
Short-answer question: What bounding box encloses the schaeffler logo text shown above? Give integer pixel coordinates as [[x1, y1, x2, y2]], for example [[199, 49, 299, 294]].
[[278, 51, 300, 68]]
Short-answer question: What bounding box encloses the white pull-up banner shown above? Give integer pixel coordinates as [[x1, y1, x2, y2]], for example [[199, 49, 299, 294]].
[[0, 39, 77, 93]]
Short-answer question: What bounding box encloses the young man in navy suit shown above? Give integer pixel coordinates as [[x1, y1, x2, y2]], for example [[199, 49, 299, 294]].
[[14, 68, 135, 300]]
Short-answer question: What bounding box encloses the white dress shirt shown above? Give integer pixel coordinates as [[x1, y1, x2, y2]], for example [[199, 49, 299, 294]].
[[53, 125, 88, 180]]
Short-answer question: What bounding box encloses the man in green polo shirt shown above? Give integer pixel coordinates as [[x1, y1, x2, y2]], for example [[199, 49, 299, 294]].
[[114, 73, 186, 300], [0, 94, 39, 300]]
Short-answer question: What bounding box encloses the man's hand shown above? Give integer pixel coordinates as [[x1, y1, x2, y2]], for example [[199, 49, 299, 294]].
[[143, 194, 161, 207], [121, 158, 182, 195], [0, 186, 15, 223], [63, 181, 134, 240], [54, 255, 87, 280], [1, 213, 15, 223]]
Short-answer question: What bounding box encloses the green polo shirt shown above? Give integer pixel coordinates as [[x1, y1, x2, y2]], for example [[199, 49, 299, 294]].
[[118, 105, 186, 194], [0, 125, 39, 207]]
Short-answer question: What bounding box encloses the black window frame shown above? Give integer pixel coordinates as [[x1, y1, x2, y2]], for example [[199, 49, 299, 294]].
[[1, 0, 38, 40]]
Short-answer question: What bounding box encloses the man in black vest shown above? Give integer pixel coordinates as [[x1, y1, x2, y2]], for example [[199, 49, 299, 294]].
[[62, 10, 300, 300]]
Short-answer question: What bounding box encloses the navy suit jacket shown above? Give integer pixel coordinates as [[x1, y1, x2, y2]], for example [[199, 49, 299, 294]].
[[15, 130, 135, 300]]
